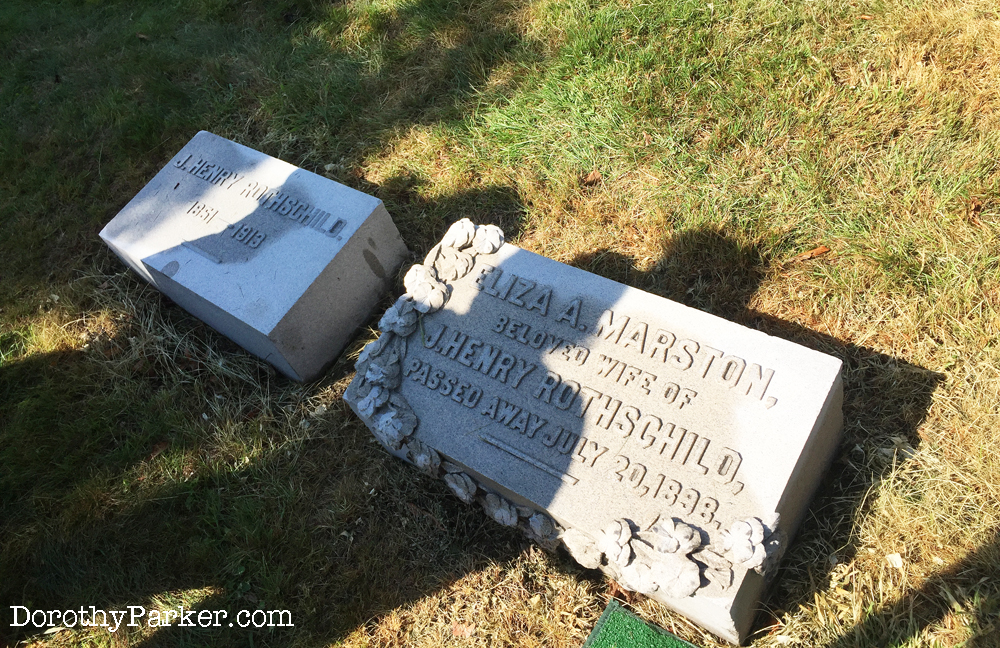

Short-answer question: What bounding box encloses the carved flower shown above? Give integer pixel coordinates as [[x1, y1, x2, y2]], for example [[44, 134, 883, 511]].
[[440, 218, 477, 249], [365, 347, 401, 388], [357, 333, 392, 367], [472, 224, 504, 254], [528, 513, 555, 540], [693, 548, 734, 593], [404, 264, 449, 313], [619, 561, 656, 594], [444, 472, 477, 504], [403, 264, 435, 293], [598, 519, 634, 566], [520, 513, 558, 549], [722, 517, 780, 572], [651, 518, 702, 555], [561, 529, 603, 569], [432, 247, 476, 282], [372, 404, 416, 450], [405, 439, 440, 476], [482, 493, 518, 527], [378, 297, 418, 337], [356, 384, 388, 419], [441, 461, 464, 474], [647, 553, 702, 598], [414, 282, 448, 313]]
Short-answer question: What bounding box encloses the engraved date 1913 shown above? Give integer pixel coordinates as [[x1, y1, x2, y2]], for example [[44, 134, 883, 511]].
[[229, 223, 266, 249]]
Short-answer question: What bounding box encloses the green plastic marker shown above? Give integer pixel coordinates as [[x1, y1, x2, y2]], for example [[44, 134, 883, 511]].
[[583, 600, 700, 648]]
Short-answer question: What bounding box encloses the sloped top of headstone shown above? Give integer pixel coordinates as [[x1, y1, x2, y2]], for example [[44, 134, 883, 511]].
[[100, 131, 409, 381], [101, 130, 384, 334]]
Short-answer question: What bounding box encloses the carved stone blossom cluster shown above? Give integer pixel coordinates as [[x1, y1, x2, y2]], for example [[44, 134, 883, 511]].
[[590, 518, 704, 599], [374, 219, 504, 331], [353, 218, 505, 453], [721, 515, 782, 575], [397, 218, 504, 314], [349, 217, 560, 553], [643, 519, 705, 598]]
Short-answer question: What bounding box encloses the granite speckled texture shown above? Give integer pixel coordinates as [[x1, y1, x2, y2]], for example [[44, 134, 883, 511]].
[[100, 131, 408, 381], [346, 222, 843, 644]]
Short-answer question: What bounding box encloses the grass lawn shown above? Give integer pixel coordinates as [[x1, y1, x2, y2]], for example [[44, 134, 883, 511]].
[[1, 0, 998, 646]]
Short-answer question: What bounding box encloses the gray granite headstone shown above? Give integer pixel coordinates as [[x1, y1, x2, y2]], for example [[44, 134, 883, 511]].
[[100, 131, 409, 381], [345, 220, 843, 644]]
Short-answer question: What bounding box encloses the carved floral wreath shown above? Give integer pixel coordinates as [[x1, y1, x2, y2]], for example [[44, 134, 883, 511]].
[[347, 218, 783, 600]]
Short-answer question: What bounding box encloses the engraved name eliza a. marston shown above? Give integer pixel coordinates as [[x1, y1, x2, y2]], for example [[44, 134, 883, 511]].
[[474, 262, 778, 407]]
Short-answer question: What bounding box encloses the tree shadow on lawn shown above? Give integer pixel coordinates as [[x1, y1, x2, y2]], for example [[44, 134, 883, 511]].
[[0, 0, 535, 315], [0, 181, 529, 648], [242, 0, 536, 185], [0, 325, 531, 648], [370, 171, 528, 255], [564, 230, 1000, 646]]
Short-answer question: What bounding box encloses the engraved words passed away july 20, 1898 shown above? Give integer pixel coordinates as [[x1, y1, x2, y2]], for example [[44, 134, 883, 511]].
[[100, 131, 408, 382], [345, 220, 844, 644]]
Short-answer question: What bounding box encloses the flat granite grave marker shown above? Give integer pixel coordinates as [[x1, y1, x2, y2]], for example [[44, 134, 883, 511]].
[[345, 220, 843, 644], [100, 131, 408, 381]]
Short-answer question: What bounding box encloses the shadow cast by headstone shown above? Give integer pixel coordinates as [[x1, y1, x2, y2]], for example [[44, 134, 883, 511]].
[[565, 229, 951, 643], [570, 227, 768, 324], [824, 525, 1000, 647]]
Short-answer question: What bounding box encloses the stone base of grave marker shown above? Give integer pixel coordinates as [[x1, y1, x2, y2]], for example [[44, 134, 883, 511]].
[[100, 131, 409, 382], [345, 220, 843, 644]]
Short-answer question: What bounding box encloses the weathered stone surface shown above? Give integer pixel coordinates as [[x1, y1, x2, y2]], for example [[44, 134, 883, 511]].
[[100, 131, 408, 381], [345, 220, 843, 644]]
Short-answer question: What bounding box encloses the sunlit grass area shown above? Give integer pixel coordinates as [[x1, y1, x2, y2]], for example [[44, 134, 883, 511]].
[[2, 0, 998, 646]]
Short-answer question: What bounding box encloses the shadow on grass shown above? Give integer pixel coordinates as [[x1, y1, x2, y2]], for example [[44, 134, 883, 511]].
[[0, 0, 536, 310], [823, 529, 1000, 647], [564, 229, 997, 645], [370, 171, 529, 253], [0, 178, 528, 648], [0, 341, 529, 648]]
